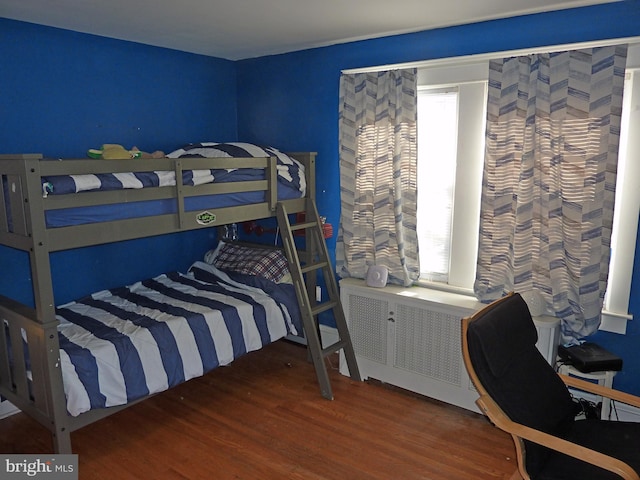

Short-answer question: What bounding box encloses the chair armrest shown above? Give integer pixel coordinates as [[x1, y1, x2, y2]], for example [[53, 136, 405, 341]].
[[559, 373, 640, 409], [476, 394, 640, 480]]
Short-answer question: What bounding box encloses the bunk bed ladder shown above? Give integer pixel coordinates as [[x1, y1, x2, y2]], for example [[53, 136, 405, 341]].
[[276, 199, 361, 400]]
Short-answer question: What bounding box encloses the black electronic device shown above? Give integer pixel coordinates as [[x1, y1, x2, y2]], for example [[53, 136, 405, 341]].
[[557, 342, 622, 373]]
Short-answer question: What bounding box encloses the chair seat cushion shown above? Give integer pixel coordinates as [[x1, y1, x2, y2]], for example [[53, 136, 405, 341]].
[[536, 419, 640, 480]]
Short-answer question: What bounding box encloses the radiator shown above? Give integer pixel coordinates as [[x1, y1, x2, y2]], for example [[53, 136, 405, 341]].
[[339, 279, 560, 412]]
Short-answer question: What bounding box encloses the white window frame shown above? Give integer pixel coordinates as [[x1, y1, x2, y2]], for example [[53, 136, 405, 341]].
[[602, 66, 640, 333]]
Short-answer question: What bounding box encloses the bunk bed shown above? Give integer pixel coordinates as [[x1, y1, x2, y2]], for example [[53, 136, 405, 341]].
[[0, 143, 317, 453]]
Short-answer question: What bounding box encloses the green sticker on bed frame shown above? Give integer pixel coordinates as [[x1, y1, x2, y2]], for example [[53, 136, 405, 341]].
[[196, 211, 216, 225]]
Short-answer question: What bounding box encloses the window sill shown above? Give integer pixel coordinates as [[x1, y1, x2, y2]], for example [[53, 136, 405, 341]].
[[415, 280, 631, 335], [600, 311, 632, 335]]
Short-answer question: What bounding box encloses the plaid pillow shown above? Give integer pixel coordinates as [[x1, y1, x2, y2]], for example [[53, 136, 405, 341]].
[[205, 241, 290, 283]]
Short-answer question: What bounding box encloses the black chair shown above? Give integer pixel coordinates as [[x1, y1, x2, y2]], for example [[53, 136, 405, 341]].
[[462, 292, 640, 480]]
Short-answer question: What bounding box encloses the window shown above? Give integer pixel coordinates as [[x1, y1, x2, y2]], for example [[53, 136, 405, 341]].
[[417, 88, 458, 283], [345, 40, 639, 332], [416, 64, 487, 293], [414, 48, 639, 333]]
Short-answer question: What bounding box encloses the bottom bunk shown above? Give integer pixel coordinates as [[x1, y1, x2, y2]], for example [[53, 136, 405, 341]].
[[0, 242, 302, 453]]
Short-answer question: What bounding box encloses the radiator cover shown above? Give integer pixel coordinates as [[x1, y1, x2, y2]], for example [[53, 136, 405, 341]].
[[339, 279, 560, 412]]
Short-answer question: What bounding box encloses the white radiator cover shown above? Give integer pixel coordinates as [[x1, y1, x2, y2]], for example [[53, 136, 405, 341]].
[[339, 279, 560, 413]]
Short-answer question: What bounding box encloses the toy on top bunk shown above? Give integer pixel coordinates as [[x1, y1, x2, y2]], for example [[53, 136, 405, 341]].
[[87, 143, 165, 159]]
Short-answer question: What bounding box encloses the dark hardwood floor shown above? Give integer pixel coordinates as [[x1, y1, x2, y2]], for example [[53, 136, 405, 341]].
[[0, 340, 517, 479]]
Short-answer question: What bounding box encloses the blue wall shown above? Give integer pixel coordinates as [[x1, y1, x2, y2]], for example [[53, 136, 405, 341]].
[[3, 1, 640, 394], [236, 1, 640, 395], [0, 18, 237, 304], [1, 19, 238, 157], [237, 0, 640, 268]]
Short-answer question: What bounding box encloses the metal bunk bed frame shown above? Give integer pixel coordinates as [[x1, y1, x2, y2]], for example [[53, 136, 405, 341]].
[[0, 152, 317, 453]]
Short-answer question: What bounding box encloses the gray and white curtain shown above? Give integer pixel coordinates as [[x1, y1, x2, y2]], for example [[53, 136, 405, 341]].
[[336, 69, 419, 286], [474, 45, 628, 343]]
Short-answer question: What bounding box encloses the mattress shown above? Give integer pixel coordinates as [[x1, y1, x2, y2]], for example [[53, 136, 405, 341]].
[[56, 261, 301, 416]]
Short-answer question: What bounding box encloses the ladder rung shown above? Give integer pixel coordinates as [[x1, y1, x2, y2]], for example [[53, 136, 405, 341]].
[[289, 221, 317, 232], [322, 340, 348, 357], [300, 261, 329, 274], [311, 300, 338, 316]]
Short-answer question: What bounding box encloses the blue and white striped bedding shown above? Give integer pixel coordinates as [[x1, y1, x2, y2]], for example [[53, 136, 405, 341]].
[[167, 142, 307, 196], [42, 142, 306, 197], [56, 261, 301, 416]]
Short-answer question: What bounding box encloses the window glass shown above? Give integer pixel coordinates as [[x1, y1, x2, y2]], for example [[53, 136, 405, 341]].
[[416, 77, 486, 292], [417, 89, 458, 282]]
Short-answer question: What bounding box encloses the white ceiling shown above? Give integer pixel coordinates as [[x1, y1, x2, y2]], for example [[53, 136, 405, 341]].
[[1, 0, 620, 60]]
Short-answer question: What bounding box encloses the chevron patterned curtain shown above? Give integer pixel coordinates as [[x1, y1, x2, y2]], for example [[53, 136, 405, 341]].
[[336, 69, 419, 286], [474, 46, 628, 343]]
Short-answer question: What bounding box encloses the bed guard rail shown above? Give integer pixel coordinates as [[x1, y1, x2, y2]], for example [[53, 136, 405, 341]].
[[0, 293, 65, 428]]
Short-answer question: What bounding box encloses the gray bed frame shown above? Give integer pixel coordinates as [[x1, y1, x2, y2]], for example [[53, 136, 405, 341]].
[[0, 152, 316, 453]]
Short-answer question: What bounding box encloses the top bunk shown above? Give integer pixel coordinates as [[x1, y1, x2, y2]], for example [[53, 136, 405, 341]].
[[0, 143, 316, 253]]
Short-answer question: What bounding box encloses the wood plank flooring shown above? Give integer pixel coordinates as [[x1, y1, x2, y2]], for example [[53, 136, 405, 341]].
[[0, 340, 517, 479]]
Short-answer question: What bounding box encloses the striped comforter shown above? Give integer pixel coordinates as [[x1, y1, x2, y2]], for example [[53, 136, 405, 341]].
[[42, 143, 306, 198], [56, 262, 300, 416]]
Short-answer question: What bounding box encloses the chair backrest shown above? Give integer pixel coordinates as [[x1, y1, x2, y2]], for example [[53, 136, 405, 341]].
[[462, 292, 576, 477]]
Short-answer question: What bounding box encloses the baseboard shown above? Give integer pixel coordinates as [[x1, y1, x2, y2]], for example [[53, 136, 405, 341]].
[[0, 400, 19, 419], [319, 325, 339, 348], [286, 325, 339, 349], [285, 333, 306, 345], [614, 402, 640, 422]]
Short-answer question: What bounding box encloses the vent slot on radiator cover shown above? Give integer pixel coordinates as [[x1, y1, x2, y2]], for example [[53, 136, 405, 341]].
[[394, 304, 462, 386], [347, 294, 388, 365]]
